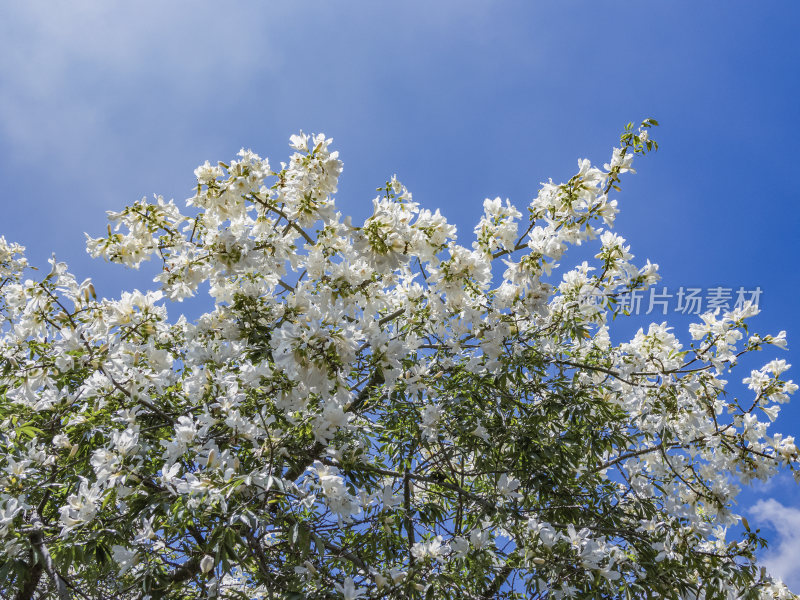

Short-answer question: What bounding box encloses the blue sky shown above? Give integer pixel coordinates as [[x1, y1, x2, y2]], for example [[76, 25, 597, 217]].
[[2, 0, 799, 587]]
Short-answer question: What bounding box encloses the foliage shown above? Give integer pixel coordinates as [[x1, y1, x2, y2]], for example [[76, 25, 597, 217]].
[[0, 121, 798, 599]]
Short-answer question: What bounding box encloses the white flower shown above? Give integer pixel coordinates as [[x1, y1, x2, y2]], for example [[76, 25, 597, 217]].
[[389, 567, 407, 583], [289, 132, 309, 152], [450, 535, 470, 558], [312, 462, 359, 519], [421, 404, 443, 441], [411, 535, 448, 562], [471, 422, 489, 441], [497, 473, 522, 500], [379, 481, 401, 510], [111, 545, 137, 575], [373, 572, 388, 589], [174, 416, 197, 445], [0, 498, 22, 535], [194, 160, 224, 184], [59, 478, 102, 534], [200, 554, 215, 574], [334, 576, 366, 600], [469, 525, 492, 550], [604, 147, 635, 173]]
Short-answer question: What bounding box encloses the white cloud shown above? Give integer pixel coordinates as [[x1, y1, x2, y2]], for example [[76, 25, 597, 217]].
[[0, 1, 281, 167], [750, 498, 800, 590], [0, 0, 502, 175]]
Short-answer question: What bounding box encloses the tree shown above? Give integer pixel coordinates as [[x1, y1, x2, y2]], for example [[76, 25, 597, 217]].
[[0, 121, 797, 600]]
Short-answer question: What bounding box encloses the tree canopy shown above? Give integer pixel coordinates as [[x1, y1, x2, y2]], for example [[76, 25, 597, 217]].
[[1, 121, 798, 599]]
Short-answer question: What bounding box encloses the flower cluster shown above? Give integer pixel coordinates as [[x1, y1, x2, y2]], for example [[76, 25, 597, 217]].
[[0, 120, 798, 599]]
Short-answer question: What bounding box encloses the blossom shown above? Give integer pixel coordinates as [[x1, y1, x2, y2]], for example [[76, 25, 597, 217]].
[[421, 403, 443, 441], [312, 462, 359, 519], [0, 123, 796, 599], [450, 535, 470, 558], [497, 473, 522, 500], [58, 478, 102, 534], [111, 545, 137, 575], [200, 554, 215, 574], [411, 535, 448, 562], [334, 577, 366, 600], [0, 498, 22, 536]]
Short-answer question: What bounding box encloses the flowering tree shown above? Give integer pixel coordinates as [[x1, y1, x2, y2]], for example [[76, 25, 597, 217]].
[[1, 121, 798, 600]]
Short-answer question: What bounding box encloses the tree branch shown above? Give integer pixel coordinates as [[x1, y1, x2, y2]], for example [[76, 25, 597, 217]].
[[481, 565, 512, 599], [13, 554, 43, 600], [28, 512, 70, 600], [283, 371, 385, 481]]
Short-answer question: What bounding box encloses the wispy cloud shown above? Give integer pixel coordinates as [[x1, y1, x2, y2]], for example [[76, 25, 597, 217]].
[[750, 498, 800, 590], [0, 1, 280, 169]]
